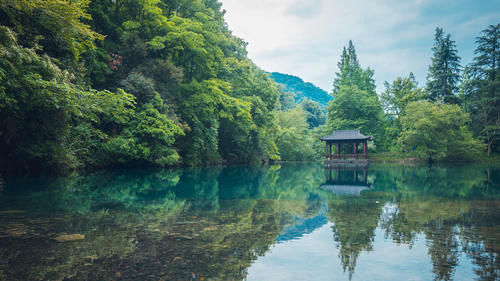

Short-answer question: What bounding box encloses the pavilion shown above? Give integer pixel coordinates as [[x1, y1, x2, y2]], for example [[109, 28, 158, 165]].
[[320, 130, 372, 164]]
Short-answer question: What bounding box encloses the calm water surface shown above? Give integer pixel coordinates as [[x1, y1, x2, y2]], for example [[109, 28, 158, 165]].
[[0, 163, 499, 280]]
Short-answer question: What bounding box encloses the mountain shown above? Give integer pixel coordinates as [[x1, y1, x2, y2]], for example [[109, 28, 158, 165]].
[[269, 72, 333, 107]]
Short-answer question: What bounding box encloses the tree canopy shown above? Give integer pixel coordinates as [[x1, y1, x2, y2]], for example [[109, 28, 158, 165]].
[[462, 24, 500, 156], [0, 0, 283, 174], [426, 27, 461, 104], [398, 101, 483, 161], [0, 0, 497, 174], [327, 41, 385, 148]]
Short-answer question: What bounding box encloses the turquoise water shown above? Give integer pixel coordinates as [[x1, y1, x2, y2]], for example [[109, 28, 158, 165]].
[[0, 163, 499, 280]]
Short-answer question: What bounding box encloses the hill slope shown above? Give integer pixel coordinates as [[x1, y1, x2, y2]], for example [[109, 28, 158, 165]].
[[269, 72, 332, 107]]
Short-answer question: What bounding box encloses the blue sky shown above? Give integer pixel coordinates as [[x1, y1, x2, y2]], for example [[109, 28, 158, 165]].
[[219, 0, 500, 93]]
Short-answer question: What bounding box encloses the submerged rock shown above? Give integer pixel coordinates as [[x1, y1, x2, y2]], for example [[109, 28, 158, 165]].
[[53, 234, 85, 242]]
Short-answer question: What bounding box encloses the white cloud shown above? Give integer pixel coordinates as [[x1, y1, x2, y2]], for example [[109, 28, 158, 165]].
[[220, 0, 500, 92]]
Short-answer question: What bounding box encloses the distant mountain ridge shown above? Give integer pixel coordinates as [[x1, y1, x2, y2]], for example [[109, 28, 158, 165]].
[[269, 72, 333, 107]]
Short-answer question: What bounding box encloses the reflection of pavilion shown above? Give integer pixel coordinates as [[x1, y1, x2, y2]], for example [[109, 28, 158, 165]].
[[320, 165, 370, 196]]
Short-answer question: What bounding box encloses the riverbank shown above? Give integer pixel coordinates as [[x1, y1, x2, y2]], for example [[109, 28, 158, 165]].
[[369, 152, 500, 164]]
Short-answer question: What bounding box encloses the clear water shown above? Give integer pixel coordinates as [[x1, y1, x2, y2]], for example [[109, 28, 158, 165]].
[[0, 163, 499, 281]]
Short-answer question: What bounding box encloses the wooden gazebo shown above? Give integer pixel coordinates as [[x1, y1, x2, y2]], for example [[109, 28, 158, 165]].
[[320, 130, 372, 163]]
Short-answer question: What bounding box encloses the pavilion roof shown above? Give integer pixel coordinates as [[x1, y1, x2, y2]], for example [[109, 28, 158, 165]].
[[320, 130, 372, 141]]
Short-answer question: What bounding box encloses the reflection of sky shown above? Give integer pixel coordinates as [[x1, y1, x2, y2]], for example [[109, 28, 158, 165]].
[[247, 223, 475, 281], [276, 206, 328, 243]]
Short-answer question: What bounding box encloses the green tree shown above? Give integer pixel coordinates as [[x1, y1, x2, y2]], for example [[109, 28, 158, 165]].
[[275, 108, 317, 161], [328, 41, 385, 149], [300, 99, 325, 128], [398, 101, 484, 161], [381, 73, 425, 118], [381, 74, 426, 149], [462, 24, 500, 156], [0, 0, 104, 62], [327, 85, 385, 149], [0, 26, 136, 173], [426, 27, 461, 104], [278, 89, 297, 111], [333, 40, 376, 96], [86, 0, 281, 166]]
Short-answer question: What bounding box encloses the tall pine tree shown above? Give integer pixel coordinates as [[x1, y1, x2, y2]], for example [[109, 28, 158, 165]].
[[463, 24, 500, 155], [328, 41, 385, 149], [332, 40, 375, 96], [426, 27, 462, 104]]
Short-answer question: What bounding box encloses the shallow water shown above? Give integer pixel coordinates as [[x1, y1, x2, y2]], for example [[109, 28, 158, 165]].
[[0, 163, 499, 281]]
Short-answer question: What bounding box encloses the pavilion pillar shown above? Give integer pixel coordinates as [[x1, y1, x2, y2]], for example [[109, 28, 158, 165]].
[[354, 143, 357, 159], [363, 141, 367, 159], [325, 142, 329, 159], [335, 143, 339, 159], [363, 166, 367, 183]]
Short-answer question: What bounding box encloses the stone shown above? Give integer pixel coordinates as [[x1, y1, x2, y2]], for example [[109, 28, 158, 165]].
[[202, 226, 217, 231], [53, 234, 85, 242]]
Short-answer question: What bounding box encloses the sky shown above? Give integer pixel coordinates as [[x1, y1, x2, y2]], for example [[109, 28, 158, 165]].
[[219, 0, 500, 93]]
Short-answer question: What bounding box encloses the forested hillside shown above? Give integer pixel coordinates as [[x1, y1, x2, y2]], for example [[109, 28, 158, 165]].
[[0, 0, 291, 175], [269, 72, 332, 107], [0, 0, 498, 175]]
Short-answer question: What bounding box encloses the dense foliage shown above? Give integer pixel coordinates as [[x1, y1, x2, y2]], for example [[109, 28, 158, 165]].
[[0, 0, 498, 174], [398, 101, 483, 161], [324, 25, 499, 161], [326, 41, 386, 149], [275, 107, 318, 161], [0, 0, 288, 174], [461, 24, 500, 156]]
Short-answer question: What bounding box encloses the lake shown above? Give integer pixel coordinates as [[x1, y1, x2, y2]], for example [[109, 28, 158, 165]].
[[0, 163, 499, 281]]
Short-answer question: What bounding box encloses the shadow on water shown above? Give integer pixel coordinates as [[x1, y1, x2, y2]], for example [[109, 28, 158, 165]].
[[0, 163, 499, 280]]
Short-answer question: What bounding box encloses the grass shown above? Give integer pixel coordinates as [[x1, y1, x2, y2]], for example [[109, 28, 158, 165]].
[[369, 152, 421, 163]]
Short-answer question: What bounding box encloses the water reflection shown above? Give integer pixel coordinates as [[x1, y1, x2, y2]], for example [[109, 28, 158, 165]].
[[321, 165, 370, 196], [0, 164, 499, 280]]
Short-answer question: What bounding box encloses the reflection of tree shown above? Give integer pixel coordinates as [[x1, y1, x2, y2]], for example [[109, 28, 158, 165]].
[[426, 221, 460, 281], [0, 163, 332, 280], [373, 164, 500, 281], [328, 197, 384, 279], [172, 167, 222, 211], [379, 203, 419, 247], [2, 164, 500, 280], [460, 201, 500, 281]]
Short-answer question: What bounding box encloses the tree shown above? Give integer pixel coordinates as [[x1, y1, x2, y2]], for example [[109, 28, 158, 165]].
[[381, 74, 426, 149], [328, 41, 385, 149], [279, 90, 296, 111], [381, 73, 425, 118], [327, 85, 385, 148], [275, 108, 317, 161], [426, 27, 461, 104], [0, 26, 137, 173], [333, 40, 376, 95], [398, 101, 484, 161], [462, 24, 500, 156], [0, 0, 104, 62], [300, 99, 325, 128]]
